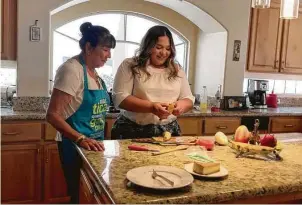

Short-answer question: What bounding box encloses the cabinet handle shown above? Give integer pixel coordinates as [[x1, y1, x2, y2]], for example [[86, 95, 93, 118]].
[[284, 124, 294, 128], [281, 61, 285, 70], [274, 60, 279, 69], [46, 149, 49, 163], [2, 131, 21, 136], [216, 126, 227, 129]]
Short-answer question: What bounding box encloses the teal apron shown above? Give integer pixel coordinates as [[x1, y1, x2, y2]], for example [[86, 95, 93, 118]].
[[58, 55, 109, 203]]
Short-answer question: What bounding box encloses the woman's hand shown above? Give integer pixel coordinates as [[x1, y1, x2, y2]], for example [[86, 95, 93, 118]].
[[78, 138, 105, 151], [151, 102, 170, 119], [172, 99, 193, 116]]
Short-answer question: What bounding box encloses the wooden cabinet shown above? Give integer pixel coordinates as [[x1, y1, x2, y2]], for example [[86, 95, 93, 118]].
[[44, 143, 70, 203], [280, 12, 302, 74], [178, 117, 202, 136], [204, 117, 241, 135], [270, 117, 302, 133], [79, 169, 94, 204], [1, 0, 17, 60], [1, 144, 42, 204], [45, 123, 57, 141], [247, 1, 302, 74], [1, 122, 42, 143], [1, 121, 69, 204], [248, 1, 282, 73], [79, 166, 113, 204]]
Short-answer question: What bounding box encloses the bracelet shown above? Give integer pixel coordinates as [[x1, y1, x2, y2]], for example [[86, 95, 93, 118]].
[[75, 135, 85, 145]]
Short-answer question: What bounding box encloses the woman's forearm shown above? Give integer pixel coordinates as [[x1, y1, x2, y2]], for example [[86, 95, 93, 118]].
[[46, 112, 81, 141], [178, 98, 193, 113], [119, 95, 153, 113]]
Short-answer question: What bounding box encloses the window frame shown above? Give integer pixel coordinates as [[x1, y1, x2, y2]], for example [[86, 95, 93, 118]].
[[52, 11, 189, 78]]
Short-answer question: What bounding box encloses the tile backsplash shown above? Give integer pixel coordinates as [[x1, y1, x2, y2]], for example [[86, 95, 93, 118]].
[[7, 96, 302, 112], [12, 97, 50, 111]]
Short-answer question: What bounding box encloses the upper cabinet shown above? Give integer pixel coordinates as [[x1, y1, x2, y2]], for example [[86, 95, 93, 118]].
[[281, 13, 302, 74], [1, 0, 17, 61], [247, 0, 302, 74]]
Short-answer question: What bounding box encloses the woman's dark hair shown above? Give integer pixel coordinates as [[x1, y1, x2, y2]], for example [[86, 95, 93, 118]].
[[130, 25, 179, 80], [79, 22, 116, 51]]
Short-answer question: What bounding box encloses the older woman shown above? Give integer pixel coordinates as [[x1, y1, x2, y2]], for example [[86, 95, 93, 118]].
[[46, 22, 115, 203], [111, 25, 194, 139]]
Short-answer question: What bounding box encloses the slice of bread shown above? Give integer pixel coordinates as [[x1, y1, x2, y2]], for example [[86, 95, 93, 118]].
[[193, 161, 220, 175]]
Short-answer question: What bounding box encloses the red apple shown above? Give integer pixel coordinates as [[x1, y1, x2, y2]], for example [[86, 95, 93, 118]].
[[260, 134, 277, 147]]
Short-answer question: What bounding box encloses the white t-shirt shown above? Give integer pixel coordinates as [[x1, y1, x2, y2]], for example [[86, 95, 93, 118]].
[[53, 56, 103, 140], [113, 58, 195, 125]]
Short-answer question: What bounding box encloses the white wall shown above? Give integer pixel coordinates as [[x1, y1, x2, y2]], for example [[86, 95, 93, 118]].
[[17, 0, 251, 97], [194, 31, 227, 97], [187, 0, 251, 96], [17, 0, 65, 96]]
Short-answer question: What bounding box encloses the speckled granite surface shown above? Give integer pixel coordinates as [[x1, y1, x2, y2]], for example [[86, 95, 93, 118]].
[[2, 107, 302, 121], [78, 134, 302, 204]]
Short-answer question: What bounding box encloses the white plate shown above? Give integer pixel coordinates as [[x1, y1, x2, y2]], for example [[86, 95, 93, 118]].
[[126, 165, 194, 190], [184, 163, 228, 178]]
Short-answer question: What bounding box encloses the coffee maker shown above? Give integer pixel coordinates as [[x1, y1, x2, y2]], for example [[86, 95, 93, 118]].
[[247, 79, 269, 109]]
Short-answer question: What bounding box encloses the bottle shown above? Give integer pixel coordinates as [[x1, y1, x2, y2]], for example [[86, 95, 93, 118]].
[[215, 85, 222, 109], [200, 86, 208, 112]]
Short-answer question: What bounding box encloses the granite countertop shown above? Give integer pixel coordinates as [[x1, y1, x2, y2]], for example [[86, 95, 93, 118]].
[[1, 107, 302, 121], [78, 133, 302, 204]]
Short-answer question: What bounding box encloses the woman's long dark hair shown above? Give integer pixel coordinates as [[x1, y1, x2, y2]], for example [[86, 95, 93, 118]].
[[130, 25, 179, 80]]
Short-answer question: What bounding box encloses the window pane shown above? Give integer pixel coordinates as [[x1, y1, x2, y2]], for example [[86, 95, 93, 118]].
[[96, 42, 139, 90], [268, 79, 275, 93], [126, 15, 157, 43], [243, 78, 248, 93], [285, 80, 296, 94], [296, 81, 302, 94], [0, 68, 16, 86], [53, 32, 81, 78], [171, 31, 184, 45], [175, 44, 185, 68], [56, 13, 125, 41], [274, 80, 285, 94]]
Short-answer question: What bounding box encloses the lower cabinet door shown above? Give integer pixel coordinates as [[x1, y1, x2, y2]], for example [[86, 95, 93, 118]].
[[1, 143, 42, 204], [44, 143, 70, 203]]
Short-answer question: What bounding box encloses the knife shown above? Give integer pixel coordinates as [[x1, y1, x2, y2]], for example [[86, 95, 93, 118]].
[[128, 144, 159, 152]]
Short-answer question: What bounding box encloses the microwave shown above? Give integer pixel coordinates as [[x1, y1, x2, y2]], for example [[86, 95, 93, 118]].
[[221, 96, 248, 111]]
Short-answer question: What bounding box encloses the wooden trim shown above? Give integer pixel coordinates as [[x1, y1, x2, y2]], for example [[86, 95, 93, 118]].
[[280, 9, 302, 75], [1, 0, 17, 60]]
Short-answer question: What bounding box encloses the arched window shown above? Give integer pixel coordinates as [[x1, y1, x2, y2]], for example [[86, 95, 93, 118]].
[[52, 12, 189, 90]]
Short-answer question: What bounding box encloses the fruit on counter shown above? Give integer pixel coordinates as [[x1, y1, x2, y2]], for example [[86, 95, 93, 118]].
[[167, 103, 175, 114], [163, 131, 172, 141], [215, 131, 228, 146], [234, 125, 251, 143], [196, 139, 215, 150], [193, 161, 220, 175], [260, 134, 277, 148], [275, 141, 283, 151]]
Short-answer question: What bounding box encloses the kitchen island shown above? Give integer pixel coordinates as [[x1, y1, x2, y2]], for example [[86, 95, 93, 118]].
[[77, 133, 302, 204]]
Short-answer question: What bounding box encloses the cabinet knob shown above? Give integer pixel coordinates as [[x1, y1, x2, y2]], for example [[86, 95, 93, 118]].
[[3, 131, 21, 136], [284, 124, 294, 128], [216, 126, 227, 129]]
